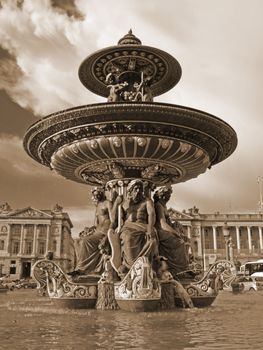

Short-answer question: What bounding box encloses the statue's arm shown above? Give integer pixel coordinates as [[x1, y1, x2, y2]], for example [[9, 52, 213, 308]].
[[146, 199, 156, 238], [94, 209, 99, 227], [107, 200, 114, 223], [109, 196, 123, 230]]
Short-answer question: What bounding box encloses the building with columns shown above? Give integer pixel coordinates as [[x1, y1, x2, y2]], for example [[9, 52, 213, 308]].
[[170, 207, 263, 270], [0, 202, 75, 279]]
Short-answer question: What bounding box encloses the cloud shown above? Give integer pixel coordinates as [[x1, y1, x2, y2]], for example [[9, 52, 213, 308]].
[[0, 0, 101, 115], [51, 0, 84, 19]]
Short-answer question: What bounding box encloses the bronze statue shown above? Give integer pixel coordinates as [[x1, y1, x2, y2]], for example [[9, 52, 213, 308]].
[[153, 186, 189, 278], [112, 179, 158, 276], [71, 188, 116, 276], [106, 73, 128, 102]]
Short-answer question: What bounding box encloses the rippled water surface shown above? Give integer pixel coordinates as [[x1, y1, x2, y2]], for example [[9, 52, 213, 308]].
[[0, 289, 262, 350]]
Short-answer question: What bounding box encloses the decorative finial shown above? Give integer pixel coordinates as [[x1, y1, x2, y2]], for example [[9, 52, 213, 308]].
[[0, 202, 12, 213], [53, 203, 63, 212], [118, 30, 142, 45]]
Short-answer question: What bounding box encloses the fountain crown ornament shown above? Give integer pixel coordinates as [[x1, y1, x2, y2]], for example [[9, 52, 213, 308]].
[[78, 30, 182, 98], [118, 29, 142, 45]]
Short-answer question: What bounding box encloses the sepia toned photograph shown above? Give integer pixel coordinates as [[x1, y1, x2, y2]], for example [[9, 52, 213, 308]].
[[0, 1, 263, 349]]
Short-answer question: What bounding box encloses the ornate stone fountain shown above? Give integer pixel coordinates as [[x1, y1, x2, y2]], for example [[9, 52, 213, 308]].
[[25, 31, 237, 311]]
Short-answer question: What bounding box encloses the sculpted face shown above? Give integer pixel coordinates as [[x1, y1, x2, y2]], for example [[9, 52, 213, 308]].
[[92, 190, 104, 203], [130, 184, 143, 203]]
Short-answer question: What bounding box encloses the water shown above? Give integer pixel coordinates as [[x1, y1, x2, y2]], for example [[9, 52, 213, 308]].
[[0, 289, 262, 350]]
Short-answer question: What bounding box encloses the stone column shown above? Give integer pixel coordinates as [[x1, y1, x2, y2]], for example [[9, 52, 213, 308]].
[[32, 225, 37, 256], [235, 226, 240, 252], [194, 226, 202, 256], [57, 225, 62, 258], [6, 224, 11, 254], [45, 225, 51, 255], [247, 226, 252, 252], [187, 226, 191, 239], [212, 226, 217, 252], [19, 224, 24, 255], [201, 227, 207, 271], [259, 226, 263, 252]]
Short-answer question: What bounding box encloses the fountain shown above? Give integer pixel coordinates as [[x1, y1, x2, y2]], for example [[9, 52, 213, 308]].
[[24, 30, 237, 311]]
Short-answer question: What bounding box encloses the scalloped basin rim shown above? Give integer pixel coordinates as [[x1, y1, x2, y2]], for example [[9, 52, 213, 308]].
[[24, 101, 237, 133]]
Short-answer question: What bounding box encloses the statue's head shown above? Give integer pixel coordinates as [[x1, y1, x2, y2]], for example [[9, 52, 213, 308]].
[[153, 185, 173, 203], [91, 187, 106, 203], [127, 179, 144, 203]]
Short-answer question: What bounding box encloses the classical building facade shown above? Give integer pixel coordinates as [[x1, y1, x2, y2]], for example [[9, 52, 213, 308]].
[[0, 203, 75, 279], [170, 207, 263, 270]]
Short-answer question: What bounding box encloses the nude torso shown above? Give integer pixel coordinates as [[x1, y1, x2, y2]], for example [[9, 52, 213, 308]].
[[124, 200, 148, 224], [96, 201, 111, 232]]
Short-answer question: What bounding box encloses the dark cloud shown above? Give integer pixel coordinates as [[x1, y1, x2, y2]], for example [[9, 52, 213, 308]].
[[0, 47, 37, 130], [0, 46, 12, 59], [51, 0, 84, 19], [0, 91, 36, 137]]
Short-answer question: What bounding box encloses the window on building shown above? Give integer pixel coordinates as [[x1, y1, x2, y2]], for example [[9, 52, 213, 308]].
[[216, 228, 225, 249], [10, 266, 16, 274], [26, 225, 34, 235], [204, 229, 213, 249], [25, 241, 33, 254], [38, 225, 47, 235], [0, 240, 4, 250], [12, 241, 20, 254], [12, 225, 21, 234], [239, 228, 248, 249], [11, 260, 16, 264], [38, 241, 45, 255], [251, 227, 260, 251]]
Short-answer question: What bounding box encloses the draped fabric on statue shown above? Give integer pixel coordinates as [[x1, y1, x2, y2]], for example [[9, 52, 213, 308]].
[[154, 201, 189, 277], [120, 221, 155, 269], [75, 231, 105, 274], [157, 229, 189, 277]]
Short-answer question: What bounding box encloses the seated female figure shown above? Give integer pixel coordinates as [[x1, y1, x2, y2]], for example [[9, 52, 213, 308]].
[[153, 186, 189, 278], [73, 188, 113, 275]]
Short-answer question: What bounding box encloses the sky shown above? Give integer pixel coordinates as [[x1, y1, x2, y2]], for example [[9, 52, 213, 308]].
[[1, 0, 263, 236]]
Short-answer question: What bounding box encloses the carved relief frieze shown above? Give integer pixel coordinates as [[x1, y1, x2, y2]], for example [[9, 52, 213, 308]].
[[191, 226, 201, 238], [114, 257, 161, 300]]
